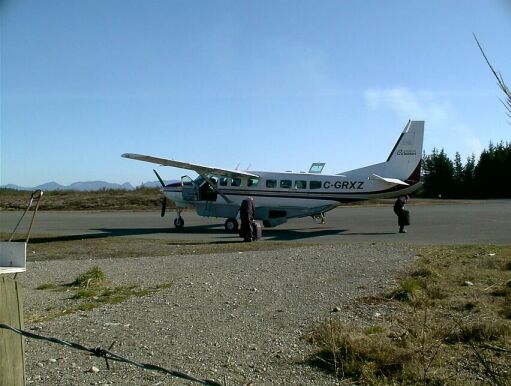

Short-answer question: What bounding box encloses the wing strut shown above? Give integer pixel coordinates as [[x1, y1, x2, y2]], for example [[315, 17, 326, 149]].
[[201, 174, 232, 204]]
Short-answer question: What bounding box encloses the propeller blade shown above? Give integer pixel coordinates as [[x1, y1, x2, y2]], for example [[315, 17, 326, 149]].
[[161, 197, 167, 217], [153, 169, 165, 187]]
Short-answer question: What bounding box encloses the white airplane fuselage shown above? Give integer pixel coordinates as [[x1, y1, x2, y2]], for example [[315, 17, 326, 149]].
[[163, 163, 421, 227]]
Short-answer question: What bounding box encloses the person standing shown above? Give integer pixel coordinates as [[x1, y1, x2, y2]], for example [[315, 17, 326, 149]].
[[393, 195, 410, 233], [239, 197, 255, 242]]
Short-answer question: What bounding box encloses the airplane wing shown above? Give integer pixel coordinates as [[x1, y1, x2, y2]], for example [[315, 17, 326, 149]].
[[370, 174, 409, 186], [121, 153, 260, 179]]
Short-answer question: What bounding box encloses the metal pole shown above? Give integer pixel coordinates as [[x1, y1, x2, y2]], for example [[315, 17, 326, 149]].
[[25, 190, 43, 243], [7, 190, 43, 242]]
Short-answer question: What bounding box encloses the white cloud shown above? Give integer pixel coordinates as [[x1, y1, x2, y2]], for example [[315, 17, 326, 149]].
[[364, 87, 484, 159], [364, 87, 450, 124]]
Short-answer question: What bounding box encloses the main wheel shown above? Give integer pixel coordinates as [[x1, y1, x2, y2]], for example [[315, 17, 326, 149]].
[[224, 218, 239, 232], [174, 217, 184, 229]]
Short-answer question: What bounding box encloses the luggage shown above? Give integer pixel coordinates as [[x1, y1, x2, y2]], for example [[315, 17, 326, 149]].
[[400, 210, 410, 226], [252, 222, 262, 241]]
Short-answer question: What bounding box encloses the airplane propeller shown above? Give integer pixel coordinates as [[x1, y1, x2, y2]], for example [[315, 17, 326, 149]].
[[153, 169, 165, 187], [161, 196, 167, 217], [153, 169, 167, 217]]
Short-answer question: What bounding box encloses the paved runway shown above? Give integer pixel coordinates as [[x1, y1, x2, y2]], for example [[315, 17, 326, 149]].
[[1, 200, 510, 245]]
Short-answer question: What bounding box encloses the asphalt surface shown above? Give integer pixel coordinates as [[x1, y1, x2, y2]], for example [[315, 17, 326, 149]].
[[2, 200, 510, 245]]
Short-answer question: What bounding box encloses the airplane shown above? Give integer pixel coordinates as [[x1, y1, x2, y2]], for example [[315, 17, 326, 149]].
[[122, 120, 424, 231]]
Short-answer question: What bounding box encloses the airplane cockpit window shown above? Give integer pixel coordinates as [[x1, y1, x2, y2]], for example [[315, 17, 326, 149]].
[[248, 178, 259, 187], [181, 175, 194, 186], [231, 178, 242, 187], [266, 179, 277, 188], [294, 180, 307, 189], [219, 177, 228, 186], [280, 180, 292, 189], [310, 180, 322, 189]]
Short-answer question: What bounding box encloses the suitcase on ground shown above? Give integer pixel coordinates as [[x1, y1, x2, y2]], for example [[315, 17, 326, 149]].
[[252, 222, 262, 241], [401, 210, 410, 226]]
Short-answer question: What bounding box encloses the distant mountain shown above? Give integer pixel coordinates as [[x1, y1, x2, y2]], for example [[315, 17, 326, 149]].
[[37, 181, 66, 191], [67, 181, 135, 191], [1, 181, 136, 191], [1, 179, 179, 191], [139, 180, 167, 188]]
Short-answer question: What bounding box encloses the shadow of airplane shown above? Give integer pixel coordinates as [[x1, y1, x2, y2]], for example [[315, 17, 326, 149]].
[[21, 224, 350, 244], [338, 232, 397, 236]]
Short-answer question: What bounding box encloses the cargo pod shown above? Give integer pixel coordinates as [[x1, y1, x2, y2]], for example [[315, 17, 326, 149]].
[[261, 209, 288, 228]]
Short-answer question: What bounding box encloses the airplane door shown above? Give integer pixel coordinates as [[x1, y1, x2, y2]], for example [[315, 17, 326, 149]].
[[181, 176, 198, 201], [199, 180, 218, 202]]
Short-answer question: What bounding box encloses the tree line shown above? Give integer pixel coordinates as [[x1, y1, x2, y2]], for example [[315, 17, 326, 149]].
[[420, 141, 511, 199]]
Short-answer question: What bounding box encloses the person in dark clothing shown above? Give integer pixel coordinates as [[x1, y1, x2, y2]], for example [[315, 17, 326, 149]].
[[393, 195, 410, 233], [239, 197, 256, 242]]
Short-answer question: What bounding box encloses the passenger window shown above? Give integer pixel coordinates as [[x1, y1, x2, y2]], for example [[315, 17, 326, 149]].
[[310, 181, 322, 189], [266, 179, 277, 188], [219, 177, 228, 186], [294, 180, 307, 189], [280, 180, 292, 189], [248, 178, 259, 187], [231, 178, 242, 187]]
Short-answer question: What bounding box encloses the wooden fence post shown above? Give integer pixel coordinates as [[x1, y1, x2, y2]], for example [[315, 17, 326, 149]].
[[0, 276, 25, 386]]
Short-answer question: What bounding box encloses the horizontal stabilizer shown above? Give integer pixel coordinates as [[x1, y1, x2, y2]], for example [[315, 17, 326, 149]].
[[370, 174, 409, 186]]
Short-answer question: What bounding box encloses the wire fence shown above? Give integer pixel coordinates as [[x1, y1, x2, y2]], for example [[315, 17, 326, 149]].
[[0, 323, 222, 386]]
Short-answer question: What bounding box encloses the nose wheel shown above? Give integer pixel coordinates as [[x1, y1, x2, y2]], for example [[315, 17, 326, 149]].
[[224, 218, 239, 232], [174, 217, 184, 229], [174, 208, 184, 229]]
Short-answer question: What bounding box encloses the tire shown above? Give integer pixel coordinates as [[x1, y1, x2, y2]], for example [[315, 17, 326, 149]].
[[174, 217, 184, 229], [224, 218, 239, 232]]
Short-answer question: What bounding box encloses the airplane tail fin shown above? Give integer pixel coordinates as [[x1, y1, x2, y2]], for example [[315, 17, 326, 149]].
[[341, 120, 424, 184]]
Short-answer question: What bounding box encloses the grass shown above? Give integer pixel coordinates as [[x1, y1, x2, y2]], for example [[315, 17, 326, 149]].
[[0, 187, 167, 211], [27, 267, 172, 323], [307, 245, 511, 385], [35, 282, 57, 290]]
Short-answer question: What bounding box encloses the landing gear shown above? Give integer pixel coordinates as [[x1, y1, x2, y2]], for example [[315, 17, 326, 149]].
[[224, 218, 239, 232], [312, 212, 326, 224], [174, 208, 184, 229], [174, 217, 184, 229]]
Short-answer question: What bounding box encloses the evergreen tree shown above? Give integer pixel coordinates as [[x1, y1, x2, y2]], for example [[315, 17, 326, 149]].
[[421, 142, 510, 199], [463, 154, 476, 198], [453, 152, 463, 197], [422, 148, 455, 198], [475, 141, 511, 198]]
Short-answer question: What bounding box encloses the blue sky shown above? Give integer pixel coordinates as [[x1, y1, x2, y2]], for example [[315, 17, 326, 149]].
[[1, 0, 510, 186]]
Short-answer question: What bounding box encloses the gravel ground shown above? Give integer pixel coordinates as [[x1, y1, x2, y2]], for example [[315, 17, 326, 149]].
[[17, 243, 417, 385]]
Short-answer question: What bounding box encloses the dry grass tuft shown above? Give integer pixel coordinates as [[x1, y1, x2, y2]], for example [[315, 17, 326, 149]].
[[307, 321, 414, 383], [70, 266, 106, 288], [441, 319, 509, 343]]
